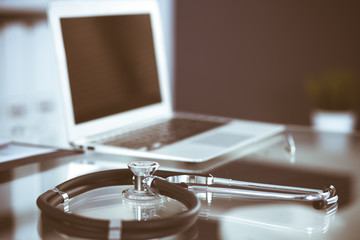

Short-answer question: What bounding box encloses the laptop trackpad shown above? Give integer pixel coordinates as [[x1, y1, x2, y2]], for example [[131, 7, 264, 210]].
[[152, 132, 252, 161], [193, 133, 251, 147]]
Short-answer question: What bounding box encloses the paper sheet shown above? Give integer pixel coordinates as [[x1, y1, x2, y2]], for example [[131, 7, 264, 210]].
[[0, 143, 56, 163]]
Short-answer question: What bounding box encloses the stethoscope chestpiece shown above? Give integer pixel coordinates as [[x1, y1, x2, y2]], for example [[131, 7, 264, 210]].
[[123, 161, 162, 202]]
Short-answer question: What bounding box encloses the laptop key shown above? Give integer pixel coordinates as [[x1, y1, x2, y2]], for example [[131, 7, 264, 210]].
[[103, 118, 225, 150]]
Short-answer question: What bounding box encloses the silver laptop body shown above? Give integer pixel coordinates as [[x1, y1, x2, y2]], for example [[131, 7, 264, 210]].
[[48, 0, 285, 162]]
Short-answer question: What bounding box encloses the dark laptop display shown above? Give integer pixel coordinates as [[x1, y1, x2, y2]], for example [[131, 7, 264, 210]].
[[61, 14, 161, 124]]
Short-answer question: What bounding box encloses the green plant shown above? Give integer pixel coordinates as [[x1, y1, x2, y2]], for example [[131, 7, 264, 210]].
[[305, 70, 358, 111]]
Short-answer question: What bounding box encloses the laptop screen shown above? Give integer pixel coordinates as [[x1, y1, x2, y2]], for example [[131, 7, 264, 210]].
[[60, 14, 162, 124]]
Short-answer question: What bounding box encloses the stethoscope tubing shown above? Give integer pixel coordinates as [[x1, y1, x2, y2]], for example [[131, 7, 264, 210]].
[[37, 169, 201, 239]]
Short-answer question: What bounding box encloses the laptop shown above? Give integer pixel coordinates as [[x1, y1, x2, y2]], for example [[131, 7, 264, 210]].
[[48, 0, 285, 162]]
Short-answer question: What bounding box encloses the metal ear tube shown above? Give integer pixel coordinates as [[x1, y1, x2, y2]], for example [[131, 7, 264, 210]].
[[123, 161, 338, 210], [125, 162, 338, 210], [165, 174, 338, 210], [123, 162, 338, 210]]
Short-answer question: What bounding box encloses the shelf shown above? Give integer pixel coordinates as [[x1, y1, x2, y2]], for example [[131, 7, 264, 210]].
[[0, 1, 48, 22], [0, 3, 47, 22]]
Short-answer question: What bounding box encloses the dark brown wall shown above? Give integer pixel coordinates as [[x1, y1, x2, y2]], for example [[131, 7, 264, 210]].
[[174, 0, 360, 126]]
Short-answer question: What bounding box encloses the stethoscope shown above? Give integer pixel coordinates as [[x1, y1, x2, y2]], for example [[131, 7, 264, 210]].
[[37, 161, 338, 240]]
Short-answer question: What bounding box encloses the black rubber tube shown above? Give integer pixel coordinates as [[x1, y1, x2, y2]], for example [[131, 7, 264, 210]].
[[37, 169, 201, 239]]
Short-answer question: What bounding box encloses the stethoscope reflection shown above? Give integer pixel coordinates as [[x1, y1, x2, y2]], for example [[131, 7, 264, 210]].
[[195, 191, 337, 239], [39, 217, 198, 240], [38, 185, 198, 240]]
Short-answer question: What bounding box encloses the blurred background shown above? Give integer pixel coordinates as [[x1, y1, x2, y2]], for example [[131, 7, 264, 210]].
[[0, 0, 359, 147]]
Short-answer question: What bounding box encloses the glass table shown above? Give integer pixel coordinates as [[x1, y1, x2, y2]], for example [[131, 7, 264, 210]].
[[1, 127, 359, 239]]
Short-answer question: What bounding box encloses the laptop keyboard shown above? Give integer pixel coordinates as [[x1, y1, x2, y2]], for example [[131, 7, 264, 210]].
[[103, 118, 226, 150]]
